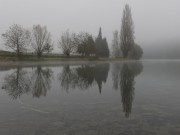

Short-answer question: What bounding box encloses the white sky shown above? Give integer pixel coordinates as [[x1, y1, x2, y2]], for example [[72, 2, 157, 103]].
[[0, 0, 180, 51]]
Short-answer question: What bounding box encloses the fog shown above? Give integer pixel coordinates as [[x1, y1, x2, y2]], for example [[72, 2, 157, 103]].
[[0, 0, 180, 56]]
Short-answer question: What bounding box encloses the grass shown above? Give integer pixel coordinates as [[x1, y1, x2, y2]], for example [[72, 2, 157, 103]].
[[0, 53, 129, 62]]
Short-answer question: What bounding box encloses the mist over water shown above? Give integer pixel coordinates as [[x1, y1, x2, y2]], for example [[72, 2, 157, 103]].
[[0, 61, 180, 134]]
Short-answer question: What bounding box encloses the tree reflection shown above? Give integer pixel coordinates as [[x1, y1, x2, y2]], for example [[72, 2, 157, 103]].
[[76, 65, 95, 89], [112, 62, 143, 118], [111, 63, 122, 90], [2, 67, 31, 99], [94, 64, 109, 93], [31, 66, 53, 98], [2, 66, 54, 99], [59, 65, 78, 91], [121, 62, 143, 117], [59, 64, 109, 93]]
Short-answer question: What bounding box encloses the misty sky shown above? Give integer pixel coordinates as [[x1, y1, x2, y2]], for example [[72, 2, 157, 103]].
[[0, 0, 180, 51]]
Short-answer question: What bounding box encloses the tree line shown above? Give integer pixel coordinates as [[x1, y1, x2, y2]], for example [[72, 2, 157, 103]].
[[1, 4, 143, 60], [2, 24, 110, 58]]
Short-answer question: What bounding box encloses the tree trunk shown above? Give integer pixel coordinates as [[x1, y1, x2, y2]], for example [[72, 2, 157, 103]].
[[66, 52, 70, 57], [37, 51, 42, 59]]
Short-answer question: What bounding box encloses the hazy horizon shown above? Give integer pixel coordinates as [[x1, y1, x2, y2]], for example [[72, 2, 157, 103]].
[[0, 0, 180, 52]]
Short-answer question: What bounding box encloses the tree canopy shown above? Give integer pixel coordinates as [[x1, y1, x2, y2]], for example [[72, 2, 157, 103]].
[[75, 32, 96, 56], [2, 24, 30, 58], [31, 25, 52, 58]]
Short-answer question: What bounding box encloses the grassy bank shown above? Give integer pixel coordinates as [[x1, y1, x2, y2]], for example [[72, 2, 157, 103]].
[[0, 53, 128, 62]]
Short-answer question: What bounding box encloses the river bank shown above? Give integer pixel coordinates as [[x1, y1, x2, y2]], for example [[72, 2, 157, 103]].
[[0, 56, 131, 67]]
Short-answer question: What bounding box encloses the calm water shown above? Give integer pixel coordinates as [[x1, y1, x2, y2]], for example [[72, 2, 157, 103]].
[[0, 60, 180, 135]]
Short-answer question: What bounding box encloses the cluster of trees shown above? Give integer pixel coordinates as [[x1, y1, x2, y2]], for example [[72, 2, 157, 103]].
[[2, 24, 110, 58], [2, 24, 53, 58], [59, 31, 95, 56], [59, 28, 110, 57], [111, 4, 143, 60]]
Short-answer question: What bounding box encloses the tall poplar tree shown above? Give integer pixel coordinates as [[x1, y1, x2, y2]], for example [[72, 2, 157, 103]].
[[120, 4, 135, 58]]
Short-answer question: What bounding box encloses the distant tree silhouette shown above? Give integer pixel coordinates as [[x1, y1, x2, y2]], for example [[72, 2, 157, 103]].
[[111, 30, 121, 57], [120, 4, 135, 58], [95, 27, 110, 57]]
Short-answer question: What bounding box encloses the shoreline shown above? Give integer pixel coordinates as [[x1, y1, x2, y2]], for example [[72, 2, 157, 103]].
[[0, 57, 132, 67]]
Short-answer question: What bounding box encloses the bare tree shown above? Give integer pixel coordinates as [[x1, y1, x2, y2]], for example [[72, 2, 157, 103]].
[[120, 4, 135, 58], [111, 30, 121, 57], [44, 42, 53, 54], [2, 24, 30, 58], [59, 30, 76, 56], [31, 25, 52, 58]]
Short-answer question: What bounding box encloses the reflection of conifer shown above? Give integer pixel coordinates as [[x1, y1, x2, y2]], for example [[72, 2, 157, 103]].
[[95, 64, 109, 93]]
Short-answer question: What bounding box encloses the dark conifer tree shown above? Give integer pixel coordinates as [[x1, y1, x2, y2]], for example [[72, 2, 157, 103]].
[[102, 38, 110, 57], [95, 27, 110, 57]]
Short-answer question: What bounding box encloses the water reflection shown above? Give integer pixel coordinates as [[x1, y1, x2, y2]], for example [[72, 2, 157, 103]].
[[112, 62, 143, 117], [1, 62, 143, 118], [59, 63, 110, 93], [31, 66, 54, 98], [94, 64, 109, 93], [2, 62, 180, 134], [2, 67, 31, 99], [2, 66, 53, 99]]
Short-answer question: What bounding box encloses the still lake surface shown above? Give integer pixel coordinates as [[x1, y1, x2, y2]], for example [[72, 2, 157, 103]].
[[0, 60, 180, 135]]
